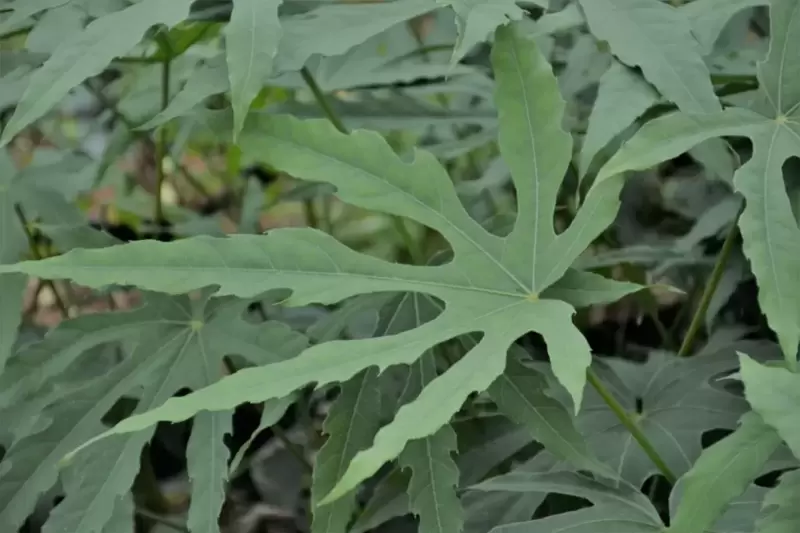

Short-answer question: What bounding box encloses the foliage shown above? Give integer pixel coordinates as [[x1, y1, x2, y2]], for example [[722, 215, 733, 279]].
[[0, 0, 798, 533]]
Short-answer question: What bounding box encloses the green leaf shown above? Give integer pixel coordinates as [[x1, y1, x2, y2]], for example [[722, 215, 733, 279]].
[[0, 273, 26, 371], [3, 24, 625, 506], [186, 411, 232, 533], [226, 0, 283, 141], [487, 355, 612, 477], [756, 469, 800, 533], [573, 347, 754, 486], [665, 412, 783, 533], [0, 0, 67, 33], [102, 493, 135, 533], [274, 0, 436, 73], [578, 0, 720, 113], [228, 395, 296, 475], [579, 60, 659, 176], [311, 368, 383, 533], [350, 469, 410, 533], [0, 0, 194, 145], [471, 470, 664, 533], [397, 353, 462, 533], [439, 0, 525, 67], [739, 354, 800, 459], [0, 292, 307, 533], [595, 0, 800, 365], [680, 0, 767, 55]]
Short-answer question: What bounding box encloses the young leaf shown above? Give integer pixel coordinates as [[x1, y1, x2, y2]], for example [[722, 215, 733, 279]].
[[311, 368, 382, 533], [0, 0, 195, 145], [595, 0, 800, 364], [226, 0, 283, 141], [739, 354, 800, 459], [578, 0, 720, 113], [439, 0, 525, 68], [3, 24, 626, 505], [665, 412, 783, 533]]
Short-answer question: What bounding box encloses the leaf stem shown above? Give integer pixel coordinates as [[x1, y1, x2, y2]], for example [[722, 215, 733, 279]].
[[586, 369, 677, 483], [300, 67, 348, 134], [13, 203, 70, 317], [154, 43, 173, 224], [677, 201, 743, 358]]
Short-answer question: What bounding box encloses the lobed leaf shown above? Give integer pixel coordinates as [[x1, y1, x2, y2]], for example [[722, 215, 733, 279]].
[[666, 412, 783, 533], [1, 24, 627, 507]]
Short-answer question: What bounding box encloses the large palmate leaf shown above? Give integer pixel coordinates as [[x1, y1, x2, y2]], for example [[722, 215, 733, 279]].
[[0, 291, 307, 533], [470, 470, 664, 533], [666, 412, 783, 533], [0, 23, 629, 505], [226, 0, 283, 141], [551, 341, 776, 487], [0, 0, 195, 144], [577, 0, 720, 114], [595, 0, 800, 364]]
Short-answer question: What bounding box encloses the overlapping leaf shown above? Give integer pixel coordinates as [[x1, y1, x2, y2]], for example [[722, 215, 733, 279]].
[[757, 469, 800, 533], [470, 470, 664, 533], [0, 0, 195, 144], [594, 0, 800, 364], [578, 0, 720, 114], [439, 0, 525, 67], [666, 412, 783, 533], [553, 341, 778, 487], [0, 23, 629, 506], [0, 291, 307, 533], [312, 368, 383, 533]]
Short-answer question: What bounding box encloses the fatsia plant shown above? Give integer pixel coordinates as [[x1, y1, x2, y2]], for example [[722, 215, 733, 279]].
[[0, 290, 307, 532], [1, 22, 635, 515]]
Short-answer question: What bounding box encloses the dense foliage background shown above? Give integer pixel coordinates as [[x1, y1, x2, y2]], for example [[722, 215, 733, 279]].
[[1, 0, 799, 532]]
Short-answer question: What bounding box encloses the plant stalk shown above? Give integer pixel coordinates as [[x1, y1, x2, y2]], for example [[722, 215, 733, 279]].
[[13, 204, 70, 317], [587, 369, 677, 483], [154, 48, 172, 223], [677, 201, 744, 358]]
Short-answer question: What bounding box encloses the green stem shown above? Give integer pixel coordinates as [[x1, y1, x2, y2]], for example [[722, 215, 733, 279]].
[[677, 202, 743, 358], [154, 51, 172, 223], [300, 67, 348, 134], [587, 369, 677, 483], [13, 204, 70, 317]]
